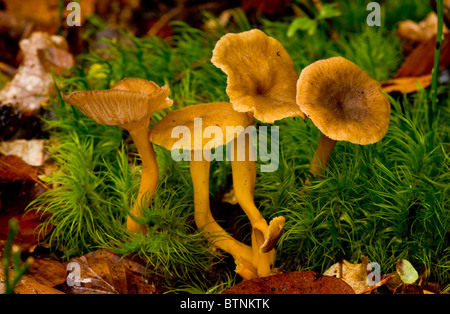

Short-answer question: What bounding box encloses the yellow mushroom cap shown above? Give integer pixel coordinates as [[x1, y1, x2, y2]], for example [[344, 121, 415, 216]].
[[61, 78, 172, 127], [149, 102, 254, 151], [211, 29, 305, 123], [296, 57, 390, 145]]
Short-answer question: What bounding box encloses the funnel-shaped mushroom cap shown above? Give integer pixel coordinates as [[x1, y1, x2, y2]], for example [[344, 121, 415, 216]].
[[61, 78, 172, 127], [297, 57, 390, 145], [149, 102, 254, 151], [212, 29, 305, 123]]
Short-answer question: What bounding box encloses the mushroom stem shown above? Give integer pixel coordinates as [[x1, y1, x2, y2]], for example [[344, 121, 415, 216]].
[[230, 136, 281, 277], [306, 132, 337, 185], [189, 153, 253, 270], [127, 123, 159, 233]]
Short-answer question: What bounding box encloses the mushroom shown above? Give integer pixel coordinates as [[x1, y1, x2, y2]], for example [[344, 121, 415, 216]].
[[296, 57, 391, 183], [61, 78, 173, 233], [211, 29, 304, 273], [211, 29, 305, 123], [149, 102, 257, 279]]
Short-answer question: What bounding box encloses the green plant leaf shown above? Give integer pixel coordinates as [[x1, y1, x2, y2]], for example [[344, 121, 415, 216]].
[[396, 259, 419, 284], [287, 17, 317, 37], [318, 3, 341, 20]]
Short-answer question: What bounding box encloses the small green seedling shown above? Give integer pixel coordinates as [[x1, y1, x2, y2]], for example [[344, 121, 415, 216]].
[[1, 218, 34, 294]]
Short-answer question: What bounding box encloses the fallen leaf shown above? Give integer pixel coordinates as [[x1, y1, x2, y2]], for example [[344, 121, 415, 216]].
[[64, 249, 167, 294], [0, 155, 40, 183], [323, 257, 372, 294], [0, 155, 49, 193], [0, 269, 65, 294], [37, 47, 74, 75], [0, 139, 46, 167], [397, 12, 448, 44], [394, 33, 450, 78], [381, 74, 432, 93], [0, 258, 65, 294], [385, 13, 450, 94], [0, 32, 73, 112], [222, 271, 355, 294], [0, 210, 53, 252]]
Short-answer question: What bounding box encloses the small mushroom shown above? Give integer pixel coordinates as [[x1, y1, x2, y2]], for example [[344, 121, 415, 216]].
[[61, 78, 173, 233], [149, 102, 256, 279], [296, 57, 390, 183], [212, 29, 303, 275]]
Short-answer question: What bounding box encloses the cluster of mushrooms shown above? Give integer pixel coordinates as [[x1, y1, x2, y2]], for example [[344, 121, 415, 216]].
[[62, 29, 390, 280]]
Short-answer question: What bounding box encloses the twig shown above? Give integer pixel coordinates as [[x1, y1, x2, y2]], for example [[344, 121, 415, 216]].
[[147, 2, 184, 36], [0, 61, 17, 77]]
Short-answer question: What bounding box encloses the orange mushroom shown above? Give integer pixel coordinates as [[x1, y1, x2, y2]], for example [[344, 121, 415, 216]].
[[296, 57, 391, 183], [212, 29, 304, 275], [61, 78, 173, 233], [149, 102, 258, 279]]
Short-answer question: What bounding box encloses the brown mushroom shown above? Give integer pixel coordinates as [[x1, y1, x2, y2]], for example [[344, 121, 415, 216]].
[[149, 102, 257, 279], [296, 57, 391, 183], [61, 78, 173, 233], [212, 29, 303, 275]]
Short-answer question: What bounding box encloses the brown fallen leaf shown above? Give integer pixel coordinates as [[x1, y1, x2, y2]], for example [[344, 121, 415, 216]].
[[323, 257, 374, 294], [0, 210, 53, 252], [64, 249, 167, 294], [0, 32, 73, 112], [384, 12, 450, 94], [37, 46, 74, 75], [0, 154, 48, 190], [394, 33, 450, 78], [381, 74, 433, 93], [222, 271, 355, 294], [397, 12, 448, 45], [382, 33, 450, 94], [1, 258, 66, 294], [0, 139, 46, 167], [0, 154, 39, 182]]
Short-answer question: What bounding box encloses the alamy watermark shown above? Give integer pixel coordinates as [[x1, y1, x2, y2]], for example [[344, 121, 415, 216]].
[[367, 2, 381, 26], [66, 2, 81, 26]]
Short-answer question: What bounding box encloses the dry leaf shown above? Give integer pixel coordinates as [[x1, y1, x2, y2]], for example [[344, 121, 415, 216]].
[[0, 258, 65, 294], [0, 210, 53, 252], [0, 139, 46, 167], [395, 33, 450, 78], [397, 12, 448, 44], [386, 12, 450, 94], [64, 249, 166, 294], [323, 257, 372, 294], [0, 32, 73, 112], [37, 47, 74, 75], [381, 74, 432, 93], [383, 33, 450, 93], [0, 155, 40, 183]]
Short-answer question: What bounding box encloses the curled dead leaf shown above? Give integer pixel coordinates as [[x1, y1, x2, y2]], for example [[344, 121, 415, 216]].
[[64, 249, 167, 294], [0, 32, 73, 112], [323, 257, 372, 294], [381, 74, 432, 93]]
